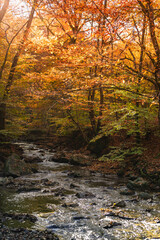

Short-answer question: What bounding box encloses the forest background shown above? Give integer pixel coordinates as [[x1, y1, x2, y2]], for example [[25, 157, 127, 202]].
[[0, 0, 160, 172]]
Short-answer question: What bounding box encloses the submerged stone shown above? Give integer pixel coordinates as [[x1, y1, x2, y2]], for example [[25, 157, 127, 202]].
[[138, 192, 152, 200], [120, 189, 135, 196], [75, 192, 95, 198], [112, 200, 126, 208], [103, 221, 122, 229], [127, 178, 150, 191], [72, 215, 90, 221]]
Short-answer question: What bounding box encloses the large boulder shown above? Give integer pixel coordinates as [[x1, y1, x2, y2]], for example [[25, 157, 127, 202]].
[[50, 152, 92, 166], [4, 153, 31, 177], [87, 136, 110, 155], [127, 177, 150, 191]]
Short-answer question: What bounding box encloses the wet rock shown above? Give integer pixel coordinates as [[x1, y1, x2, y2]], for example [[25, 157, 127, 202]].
[[0, 226, 59, 239], [87, 136, 109, 154], [112, 200, 126, 208], [105, 211, 134, 220], [103, 221, 122, 229], [90, 202, 97, 206], [120, 189, 135, 196], [50, 156, 69, 164], [126, 174, 138, 181], [54, 188, 66, 196], [61, 203, 79, 208], [68, 172, 82, 178], [69, 154, 90, 166], [0, 177, 5, 185], [138, 192, 152, 200], [4, 154, 31, 177], [72, 215, 90, 221], [24, 156, 43, 163], [47, 224, 70, 229], [155, 219, 160, 223], [17, 187, 41, 193], [40, 178, 49, 183], [75, 191, 95, 198], [145, 208, 152, 212], [54, 187, 73, 197], [29, 167, 38, 173], [50, 153, 90, 166], [127, 177, 150, 191], [3, 213, 37, 223], [129, 198, 139, 203], [70, 183, 79, 189], [43, 180, 59, 187]]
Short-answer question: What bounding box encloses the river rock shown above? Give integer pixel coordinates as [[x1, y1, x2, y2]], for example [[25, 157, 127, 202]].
[[138, 192, 152, 200], [0, 177, 5, 185], [72, 215, 90, 221], [61, 203, 79, 208], [76, 191, 95, 198], [112, 200, 126, 208], [68, 172, 82, 178], [87, 136, 110, 154], [127, 177, 150, 191], [24, 156, 43, 163], [70, 183, 79, 189], [4, 153, 30, 177], [3, 213, 37, 223], [0, 226, 59, 240], [50, 153, 89, 166], [103, 221, 122, 229], [17, 186, 41, 193], [120, 189, 135, 196]]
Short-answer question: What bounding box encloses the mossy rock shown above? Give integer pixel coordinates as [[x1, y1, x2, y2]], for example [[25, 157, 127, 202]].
[[88, 136, 110, 155], [5, 153, 32, 177], [127, 178, 150, 191]]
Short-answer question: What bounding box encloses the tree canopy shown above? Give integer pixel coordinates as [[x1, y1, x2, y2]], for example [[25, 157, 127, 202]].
[[0, 0, 160, 143]]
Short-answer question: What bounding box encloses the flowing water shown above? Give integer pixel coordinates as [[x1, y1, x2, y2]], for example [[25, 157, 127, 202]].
[[0, 142, 160, 240]]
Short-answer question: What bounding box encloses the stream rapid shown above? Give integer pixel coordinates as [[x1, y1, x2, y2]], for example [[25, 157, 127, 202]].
[[1, 142, 160, 240]]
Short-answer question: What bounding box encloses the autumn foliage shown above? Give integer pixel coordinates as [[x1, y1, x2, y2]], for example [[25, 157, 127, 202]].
[[0, 0, 160, 144]]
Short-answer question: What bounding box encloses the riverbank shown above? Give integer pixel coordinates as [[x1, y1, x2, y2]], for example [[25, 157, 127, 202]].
[[24, 132, 160, 190]]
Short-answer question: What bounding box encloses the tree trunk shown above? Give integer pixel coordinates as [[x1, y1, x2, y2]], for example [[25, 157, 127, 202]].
[[158, 92, 160, 128], [88, 88, 96, 135], [0, 103, 6, 130], [135, 14, 146, 144], [97, 86, 104, 132]]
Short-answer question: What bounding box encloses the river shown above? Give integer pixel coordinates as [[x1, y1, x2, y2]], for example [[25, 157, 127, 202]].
[[0, 142, 160, 240]]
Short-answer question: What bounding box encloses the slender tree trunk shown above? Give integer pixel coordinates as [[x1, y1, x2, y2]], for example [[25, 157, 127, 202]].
[[135, 14, 146, 144], [88, 88, 96, 135], [0, 103, 6, 130], [97, 86, 104, 132], [158, 92, 160, 128], [66, 109, 88, 143]]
